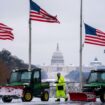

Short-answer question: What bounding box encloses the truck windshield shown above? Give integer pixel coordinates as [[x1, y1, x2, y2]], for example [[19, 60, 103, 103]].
[[88, 72, 105, 83], [10, 71, 31, 83]]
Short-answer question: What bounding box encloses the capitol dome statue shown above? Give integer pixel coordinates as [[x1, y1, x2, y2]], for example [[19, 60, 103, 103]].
[[51, 43, 64, 65]]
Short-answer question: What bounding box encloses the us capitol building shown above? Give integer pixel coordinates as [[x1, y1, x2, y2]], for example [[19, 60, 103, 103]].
[[41, 44, 76, 79]]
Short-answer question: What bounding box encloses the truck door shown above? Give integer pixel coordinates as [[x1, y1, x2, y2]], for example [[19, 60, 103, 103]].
[[32, 70, 41, 96]]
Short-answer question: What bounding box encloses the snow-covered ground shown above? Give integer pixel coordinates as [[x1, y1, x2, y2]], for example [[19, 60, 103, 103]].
[[0, 98, 102, 105]]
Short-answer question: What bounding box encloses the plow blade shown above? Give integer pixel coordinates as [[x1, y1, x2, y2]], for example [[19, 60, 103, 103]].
[[0, 86, 23, 97], [69, 92, 96, 102]]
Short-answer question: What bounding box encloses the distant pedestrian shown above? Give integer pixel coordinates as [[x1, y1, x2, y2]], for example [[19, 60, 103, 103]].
[[55, 73, 68, 102]]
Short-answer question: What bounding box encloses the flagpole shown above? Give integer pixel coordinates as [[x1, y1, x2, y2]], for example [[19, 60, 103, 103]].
[[28, 0, 59, 71], [28, 19, 32, 71], [28, 0, 32, 71], [80, 0, 83, 91]]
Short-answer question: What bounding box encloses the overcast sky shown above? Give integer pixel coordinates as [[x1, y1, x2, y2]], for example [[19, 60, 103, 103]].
[[0, 0, 105, 66]]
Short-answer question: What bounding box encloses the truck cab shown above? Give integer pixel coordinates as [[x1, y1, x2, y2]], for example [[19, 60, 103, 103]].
[[83, 69, 105, 103], [0, 68, 49, 103]]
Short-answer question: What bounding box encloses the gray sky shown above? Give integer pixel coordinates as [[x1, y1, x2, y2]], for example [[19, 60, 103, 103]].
[[0, 0, 105, 66]]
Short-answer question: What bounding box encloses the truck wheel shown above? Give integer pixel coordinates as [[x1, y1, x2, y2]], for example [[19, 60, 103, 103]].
[[2, 96, 12, 103], [22, 91, 33, 102], [100, 93, 105, 103], [41, 91, 49, 101]]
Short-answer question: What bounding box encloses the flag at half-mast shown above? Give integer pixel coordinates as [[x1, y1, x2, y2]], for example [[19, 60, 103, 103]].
[[84, 23, 105, 46], [0, 23, 14, 40], [30, 0, 60, 23]]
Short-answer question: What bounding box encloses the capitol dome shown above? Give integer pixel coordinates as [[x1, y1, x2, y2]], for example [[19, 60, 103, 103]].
[[90, 57, 102, 66], [51, 44, 64, 65]]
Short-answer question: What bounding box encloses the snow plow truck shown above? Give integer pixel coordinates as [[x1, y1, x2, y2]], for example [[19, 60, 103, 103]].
[[0, 68, 50, 103], [83, 69, 105, 103]]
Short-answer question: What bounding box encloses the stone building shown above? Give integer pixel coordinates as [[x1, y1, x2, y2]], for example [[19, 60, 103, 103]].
[[41, 43, 76, 79]]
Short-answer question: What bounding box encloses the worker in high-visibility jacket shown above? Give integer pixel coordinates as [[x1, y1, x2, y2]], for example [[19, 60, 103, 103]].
[[55, 73, 68, 101]]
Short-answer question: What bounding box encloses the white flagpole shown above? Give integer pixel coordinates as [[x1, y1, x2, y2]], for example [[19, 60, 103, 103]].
[[80, 0, 83, 91], [28, 0, 32, 71], [28, 19, 32, 71]]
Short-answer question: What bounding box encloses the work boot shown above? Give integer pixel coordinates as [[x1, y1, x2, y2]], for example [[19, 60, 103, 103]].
[[65, 97, 68, 101], [55, 98, 60, 102]]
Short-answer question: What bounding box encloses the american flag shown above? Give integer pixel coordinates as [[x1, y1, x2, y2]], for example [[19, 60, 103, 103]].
[[0, 23, 14, 40], [30, 0, 60, 23], [84, 23, 105, 46]]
